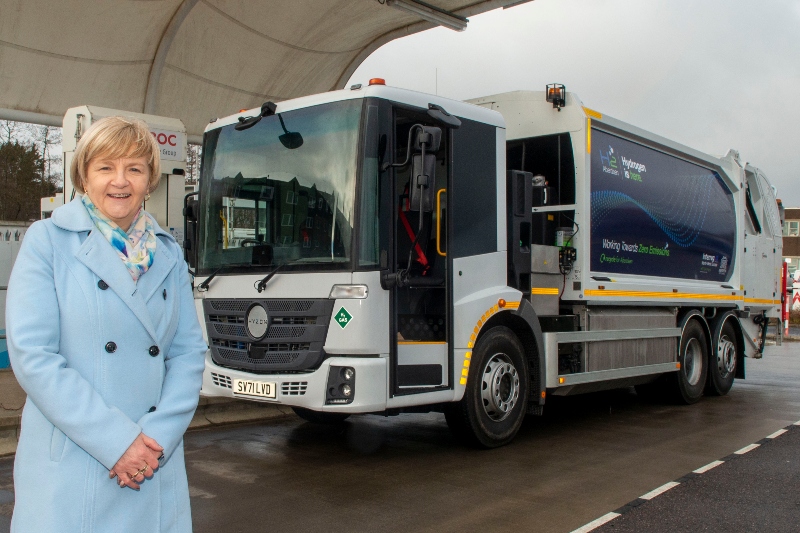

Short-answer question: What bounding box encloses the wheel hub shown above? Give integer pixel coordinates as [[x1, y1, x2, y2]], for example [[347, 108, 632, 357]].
[[683, 338, 703, 386], [481, 353, 520, 422], [717, 335, 736, 377]]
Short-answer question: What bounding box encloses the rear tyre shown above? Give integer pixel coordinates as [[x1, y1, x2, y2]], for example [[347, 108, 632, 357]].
[[706, 318, 737, 396], [668, 318, 708, 404], [445, 326, 529, 448], [292, 407, 350, 424]]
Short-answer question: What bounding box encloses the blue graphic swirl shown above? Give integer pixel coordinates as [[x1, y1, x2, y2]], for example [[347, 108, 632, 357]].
[[591, 173, 717, 248]]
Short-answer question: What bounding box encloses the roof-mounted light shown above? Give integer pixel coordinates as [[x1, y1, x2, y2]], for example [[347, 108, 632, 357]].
[[546, 83, 566, 111], [369, 78, 386, 86]]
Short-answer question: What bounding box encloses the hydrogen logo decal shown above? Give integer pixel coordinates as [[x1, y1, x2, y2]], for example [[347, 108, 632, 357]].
[[600, 145, 646, 182], [600, 146, 619, 176], [335, 307, 353, 329]]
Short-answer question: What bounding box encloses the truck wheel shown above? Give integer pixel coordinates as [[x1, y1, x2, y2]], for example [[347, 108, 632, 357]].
[[668, 318, 708, 404], [292, 407, 350, 424], [445, 326, 529, 448], [706, 319, 737, 396]]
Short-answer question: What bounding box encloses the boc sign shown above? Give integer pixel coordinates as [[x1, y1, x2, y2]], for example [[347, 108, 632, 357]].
[[150, 128, 186, 162]]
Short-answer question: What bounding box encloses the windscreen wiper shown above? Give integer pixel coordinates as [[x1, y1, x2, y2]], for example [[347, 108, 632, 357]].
[[197, 264, 249, 291], [197, 267, 223, 291], [255, 263, 284, 293]]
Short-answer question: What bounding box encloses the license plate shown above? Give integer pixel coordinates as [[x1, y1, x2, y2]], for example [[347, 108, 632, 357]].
[[233, 379, 276, 399]]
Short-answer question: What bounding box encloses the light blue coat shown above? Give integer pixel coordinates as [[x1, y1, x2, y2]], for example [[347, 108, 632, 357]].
[[6, 199, 207, 532]]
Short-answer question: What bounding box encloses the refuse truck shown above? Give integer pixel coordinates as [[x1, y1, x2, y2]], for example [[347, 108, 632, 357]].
[[188, 81, 782, 447]]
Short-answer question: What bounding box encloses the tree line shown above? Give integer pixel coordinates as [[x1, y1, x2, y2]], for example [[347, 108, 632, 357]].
[[0, 121, 61, 221]]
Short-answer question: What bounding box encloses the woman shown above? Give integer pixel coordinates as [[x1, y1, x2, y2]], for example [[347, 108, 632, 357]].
[[6, 116, 207, 532]]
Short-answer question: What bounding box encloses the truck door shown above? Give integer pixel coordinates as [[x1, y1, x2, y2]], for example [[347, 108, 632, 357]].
[[743, 168, 780, 305], [388, 107, 451, 395]]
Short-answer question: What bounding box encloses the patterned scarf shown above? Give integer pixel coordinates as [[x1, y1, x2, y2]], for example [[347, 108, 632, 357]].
[[81, 195, 157, 282]]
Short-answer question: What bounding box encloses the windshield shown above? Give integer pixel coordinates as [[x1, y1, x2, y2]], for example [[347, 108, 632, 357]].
[[198, 99, 363, 274]]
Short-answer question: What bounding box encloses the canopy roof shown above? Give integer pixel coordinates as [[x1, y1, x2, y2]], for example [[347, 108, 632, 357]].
[[0, 0, 528, 141]]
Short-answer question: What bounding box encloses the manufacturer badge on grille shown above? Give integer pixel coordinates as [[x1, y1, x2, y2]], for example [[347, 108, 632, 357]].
[[246, 303, 270, 339]]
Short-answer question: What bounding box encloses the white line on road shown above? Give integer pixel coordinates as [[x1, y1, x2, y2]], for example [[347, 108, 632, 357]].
[[640, 481, 680, 500], [693, 460, 724, 474], [570, 512, 621, 533], [735, 443, 760, 455], [767, 429, 788, 439]]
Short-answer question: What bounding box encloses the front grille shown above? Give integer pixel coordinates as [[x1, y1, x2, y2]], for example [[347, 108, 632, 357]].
[[209, 315, 245, 324], [265, 301, 314, 312], [205, 298, 334, 373], [272, 317, 316, 325], [212, 339, 249, 350], [210, 300, 250, 312], [213, 323, 246, 337], [210, 372, 232, 389], [281, 382, 308, 396]]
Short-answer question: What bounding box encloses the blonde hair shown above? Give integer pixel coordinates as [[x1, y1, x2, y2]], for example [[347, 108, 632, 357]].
[[71, 116, 161, 194]]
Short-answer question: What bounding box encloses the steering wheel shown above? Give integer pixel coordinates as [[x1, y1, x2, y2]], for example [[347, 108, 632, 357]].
[[240, 239, 262, 247]]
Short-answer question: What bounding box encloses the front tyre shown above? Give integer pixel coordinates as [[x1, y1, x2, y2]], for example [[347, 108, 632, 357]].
[[668, 318, 708, 404], [445, 326, 529, 448], [706, 317, 738, 396]]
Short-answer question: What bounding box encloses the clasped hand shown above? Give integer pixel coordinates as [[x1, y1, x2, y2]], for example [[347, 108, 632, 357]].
[[109, 433, 163, 490]]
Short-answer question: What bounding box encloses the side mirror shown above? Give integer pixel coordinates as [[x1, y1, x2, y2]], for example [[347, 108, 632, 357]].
[[183, 192, 199, 269], [415, 126, 442, 152], [409, 154, 436, 212], [278, 115, 303, 149]]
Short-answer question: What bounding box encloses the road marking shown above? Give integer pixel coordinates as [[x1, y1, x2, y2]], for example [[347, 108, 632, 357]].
[[734, 443, 760, 455], [693, 460, 724, 474], [640, 481, 680, 500], [794, 420, 800, 426], [570, 426, 790, 533], [570, 512, 620, 533]]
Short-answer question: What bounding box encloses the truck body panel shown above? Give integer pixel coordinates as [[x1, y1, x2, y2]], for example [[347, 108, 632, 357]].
[[194, 84, 781, 445]]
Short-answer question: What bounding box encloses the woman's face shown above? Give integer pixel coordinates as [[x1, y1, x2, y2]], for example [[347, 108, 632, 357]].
[[84, 155, 150, 230]]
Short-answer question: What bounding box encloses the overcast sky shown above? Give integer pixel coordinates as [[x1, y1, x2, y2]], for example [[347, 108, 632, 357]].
[[349, 0, 800, 206]]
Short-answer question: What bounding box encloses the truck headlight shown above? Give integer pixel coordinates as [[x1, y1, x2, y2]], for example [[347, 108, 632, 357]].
[[326, 366, 356, 404]]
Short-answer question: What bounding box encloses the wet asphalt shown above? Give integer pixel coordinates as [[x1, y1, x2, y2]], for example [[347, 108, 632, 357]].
[[0, 342, 798, 532]]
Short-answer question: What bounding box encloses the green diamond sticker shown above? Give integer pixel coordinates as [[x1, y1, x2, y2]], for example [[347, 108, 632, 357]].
[[335, 307, 353, 329]]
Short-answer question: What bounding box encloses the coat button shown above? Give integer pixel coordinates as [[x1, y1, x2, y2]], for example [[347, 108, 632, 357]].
[[163, 289, 167, 300], [148, 406, 157, 413], [98, 280, 109, 290], [149, 345, 160, 357], [105, 342, 117, 353]]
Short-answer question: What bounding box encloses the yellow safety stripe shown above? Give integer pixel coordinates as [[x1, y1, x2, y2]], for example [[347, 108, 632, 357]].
[[531, 288, 559, 295], [744, 297, 782, 305], [583, 106, 603, 120], [584, 289, 780, 305], [459, 301, 521, 385]]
